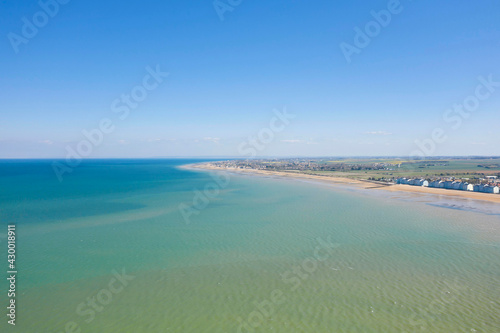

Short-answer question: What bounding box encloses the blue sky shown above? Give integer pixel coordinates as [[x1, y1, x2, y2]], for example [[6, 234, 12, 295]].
[[1, 0, 499, 158]]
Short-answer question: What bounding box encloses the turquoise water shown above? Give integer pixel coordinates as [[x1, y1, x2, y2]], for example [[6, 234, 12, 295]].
[[0, 159, 499, 332]]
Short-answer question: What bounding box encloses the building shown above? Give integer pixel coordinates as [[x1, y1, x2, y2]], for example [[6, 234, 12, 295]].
[[395, 178, 497, 194], [429, 180, 440, 188], [483, 185, 500, 194], [459, 182, 470, 191], [396, 178, 408, 185]]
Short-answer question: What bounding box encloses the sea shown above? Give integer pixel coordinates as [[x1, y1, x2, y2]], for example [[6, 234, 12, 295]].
[[0, 159, 498, 332]]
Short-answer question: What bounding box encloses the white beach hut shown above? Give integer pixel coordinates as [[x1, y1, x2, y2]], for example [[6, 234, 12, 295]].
[[459, 182, 469, 191]]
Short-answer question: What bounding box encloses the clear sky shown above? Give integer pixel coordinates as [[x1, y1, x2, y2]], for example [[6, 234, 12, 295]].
[[1, 0, 499, 158]]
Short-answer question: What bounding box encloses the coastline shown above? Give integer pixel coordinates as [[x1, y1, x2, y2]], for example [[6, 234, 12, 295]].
[[183, 162, 500, 205]]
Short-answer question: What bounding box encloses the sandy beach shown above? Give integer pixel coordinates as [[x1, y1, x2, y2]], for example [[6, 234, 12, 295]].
[[187, 162, 500, 204]]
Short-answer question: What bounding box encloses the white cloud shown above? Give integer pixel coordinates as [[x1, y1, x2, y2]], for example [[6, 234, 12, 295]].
[[281, 139, 304, 143], [365, 131, 392, 135], [203, 137, 221, 143], [282, 139, 319, 145]]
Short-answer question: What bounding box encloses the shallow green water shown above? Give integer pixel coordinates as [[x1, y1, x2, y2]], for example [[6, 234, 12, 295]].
[[0, 160, 499, 332]]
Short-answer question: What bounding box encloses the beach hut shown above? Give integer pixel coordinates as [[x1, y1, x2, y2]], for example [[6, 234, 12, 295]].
[[459, 182, 469, 191], [482, 185, 499, 194], [466, 184, 474, 191], [414, 179, 427, 187], [429, 180, 439, 188], [443, 181, 453, 189], [438, 181, 445, 188], [452, 181, 461, 190], [473, 185, 481, 192], [494, 186, 500, 194]]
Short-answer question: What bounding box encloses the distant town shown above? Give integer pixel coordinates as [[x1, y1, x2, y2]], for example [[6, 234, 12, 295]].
[[207, 157, 500, 195]]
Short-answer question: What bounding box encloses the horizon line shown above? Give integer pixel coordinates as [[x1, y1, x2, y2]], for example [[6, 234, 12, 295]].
[[1, 156, 500, 160]]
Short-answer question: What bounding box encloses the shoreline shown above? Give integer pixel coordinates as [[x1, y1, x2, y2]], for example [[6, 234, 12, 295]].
[[183, 162, 500, 205]]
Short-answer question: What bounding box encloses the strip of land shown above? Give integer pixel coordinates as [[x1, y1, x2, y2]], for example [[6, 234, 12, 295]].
[[186, 162, 500, 204]]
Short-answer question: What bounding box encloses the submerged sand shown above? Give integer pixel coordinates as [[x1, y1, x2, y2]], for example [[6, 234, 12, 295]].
[[186, 162, 500, 204]]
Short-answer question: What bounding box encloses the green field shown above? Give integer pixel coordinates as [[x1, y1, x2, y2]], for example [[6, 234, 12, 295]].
[[252, 158, 500, 182]]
